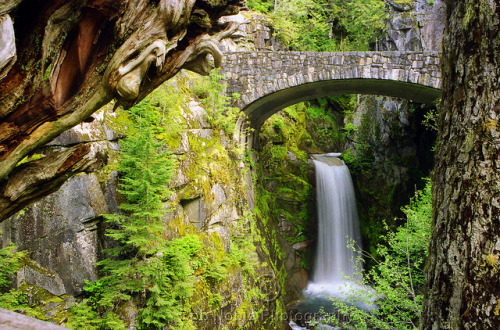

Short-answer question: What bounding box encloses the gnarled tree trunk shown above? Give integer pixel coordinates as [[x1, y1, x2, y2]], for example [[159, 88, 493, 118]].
[[422, 1, 500, 328], [0, 0, 245, 220]]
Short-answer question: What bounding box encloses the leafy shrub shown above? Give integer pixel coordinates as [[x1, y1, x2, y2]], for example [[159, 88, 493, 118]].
[[249, 0, 386, 51], [325, 179, 432, 329]]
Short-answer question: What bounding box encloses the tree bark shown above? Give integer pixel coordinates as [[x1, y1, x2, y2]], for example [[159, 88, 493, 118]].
[[0, 0, 244, 221], [421, 1, 500, 329]]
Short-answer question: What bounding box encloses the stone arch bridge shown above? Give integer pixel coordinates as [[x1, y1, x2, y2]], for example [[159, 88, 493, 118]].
[[220, 51, 441, 132]]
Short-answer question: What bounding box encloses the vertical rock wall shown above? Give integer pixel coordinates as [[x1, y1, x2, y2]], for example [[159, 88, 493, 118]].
[[350, 0, 444, 165], [347, 0, 444, 248], [1, 110, 117, 298], [1, 73, 282, 327]]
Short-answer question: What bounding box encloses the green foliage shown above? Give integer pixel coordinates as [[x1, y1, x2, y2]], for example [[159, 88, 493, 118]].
[[0, 288, 46, 320], [341, 107, 379, 176], [105, 103, 175, 255], [330, 0, 387, 51], [66, 93, 202, 329], [0, 243, 26, 291], [270, 0, 337, 51], [304, 103, 346, 151], [250, 0, 386, 51], [247, 0, 274, 13], [326, 179, 432, 329], [193, 68, 241, 136], [342, 145, 373, 172], [66, 77, 274, 328], [394, 0, 414, 6], [67, 301, 122, 330], [0, 244, 46, 318], [422, 108, 439, 132], [228, 235, 260, 276]]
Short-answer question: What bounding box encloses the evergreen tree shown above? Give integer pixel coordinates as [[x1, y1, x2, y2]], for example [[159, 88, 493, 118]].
[[105, 100, 175, 255], [96, 99, 178, 327], [67, 98, 204, 329]]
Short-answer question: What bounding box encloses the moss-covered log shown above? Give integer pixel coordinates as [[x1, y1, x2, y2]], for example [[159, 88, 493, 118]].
[[0, 0, 245, 221]]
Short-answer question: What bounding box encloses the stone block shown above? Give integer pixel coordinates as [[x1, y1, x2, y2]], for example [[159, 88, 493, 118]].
[[352, 66, 358, 78], [277, 79, 285, 89], [17, 263, 66, 296], [317, 70, 325, 81], [182, 197, 206, 228]]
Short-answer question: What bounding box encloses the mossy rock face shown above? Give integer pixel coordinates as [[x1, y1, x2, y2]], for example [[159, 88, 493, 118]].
[[2, 71, 285, 328], [16, 281, 72, 325], [255, 102, 345, 305], [343, 93, 436, 266]]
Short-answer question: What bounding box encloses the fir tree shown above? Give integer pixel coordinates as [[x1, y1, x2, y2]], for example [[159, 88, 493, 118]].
[[105, 100, 175, 255], [68, 98, 203, 329]]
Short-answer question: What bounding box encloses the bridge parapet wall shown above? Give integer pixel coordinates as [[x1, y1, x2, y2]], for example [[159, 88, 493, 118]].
[[221, 51, 441, 110]]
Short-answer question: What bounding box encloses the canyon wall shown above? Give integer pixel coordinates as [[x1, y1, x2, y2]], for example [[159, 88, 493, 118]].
[[0, 2, 445, 327]]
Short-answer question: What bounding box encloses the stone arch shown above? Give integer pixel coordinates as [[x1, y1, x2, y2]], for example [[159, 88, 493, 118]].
[[221, 51, 441, 144], [240, 78, 440, 131]]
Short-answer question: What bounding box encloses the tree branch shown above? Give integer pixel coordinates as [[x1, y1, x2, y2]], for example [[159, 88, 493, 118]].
[[0, 0, 244, 219]]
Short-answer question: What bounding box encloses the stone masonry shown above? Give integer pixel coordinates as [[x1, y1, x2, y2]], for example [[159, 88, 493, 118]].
[[221, 51, 441, 129]]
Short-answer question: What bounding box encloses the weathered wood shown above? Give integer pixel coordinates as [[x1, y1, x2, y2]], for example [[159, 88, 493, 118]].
[[0, 142, 108, 220], [421, 1, 500, 328], [0, 15, 16, 79], [0, 0, 244, 220], [0, 308, 68, 329], [0, 0, 23, 16]]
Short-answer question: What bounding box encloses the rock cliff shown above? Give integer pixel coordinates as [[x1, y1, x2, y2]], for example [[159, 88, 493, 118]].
[[345, 0, 444, 250], [0, 2, 446, 328], [1, 70, 282, 327]]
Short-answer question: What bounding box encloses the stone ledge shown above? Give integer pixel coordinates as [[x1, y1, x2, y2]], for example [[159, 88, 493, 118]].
[[0, 308, 68, 330]]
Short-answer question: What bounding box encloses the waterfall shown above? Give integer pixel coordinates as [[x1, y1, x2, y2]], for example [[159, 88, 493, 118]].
[[307, 154, 362, 294]]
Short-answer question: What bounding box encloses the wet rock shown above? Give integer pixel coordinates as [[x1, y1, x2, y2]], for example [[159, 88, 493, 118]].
[[291, 241, 312, 253], [311, 155, 343, 167]]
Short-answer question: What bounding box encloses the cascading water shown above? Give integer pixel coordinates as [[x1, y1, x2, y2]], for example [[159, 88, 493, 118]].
[[305, 153, 363, 297], [289, 154, 372, 328], [310, 154, 361, 289]]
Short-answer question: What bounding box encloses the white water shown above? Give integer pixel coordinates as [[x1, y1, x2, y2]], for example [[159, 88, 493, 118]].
[[306, 155, 362, 297], [288, 155, 374, 329]]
